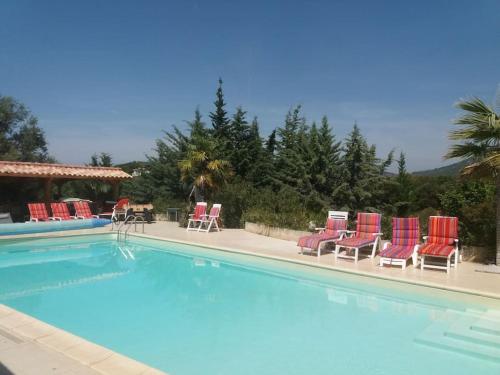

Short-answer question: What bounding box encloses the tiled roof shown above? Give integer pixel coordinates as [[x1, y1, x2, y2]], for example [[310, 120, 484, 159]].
[[0, 161, 132, 180]]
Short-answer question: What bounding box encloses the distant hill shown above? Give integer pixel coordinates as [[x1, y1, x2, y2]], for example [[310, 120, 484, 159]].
[[412, 160, 470, 177], [115, 161, 148, 174]]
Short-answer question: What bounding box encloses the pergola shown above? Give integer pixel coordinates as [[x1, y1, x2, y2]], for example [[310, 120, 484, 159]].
[[0, 161, 132, 202]]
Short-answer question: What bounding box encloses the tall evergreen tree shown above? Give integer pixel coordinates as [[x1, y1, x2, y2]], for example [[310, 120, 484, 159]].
[[266, 129, 277, 155], [229, 107, 252, 178], [336, 123, 392, 212], [395, 152, 412, 215], [316, 116, 342, 199], [247, 117, 270, 186], [274, 106, 312, 195], [209, 78, 231, 157]]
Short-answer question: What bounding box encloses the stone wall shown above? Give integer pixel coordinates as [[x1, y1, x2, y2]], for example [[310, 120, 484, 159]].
[[244, 222, 310, 242]]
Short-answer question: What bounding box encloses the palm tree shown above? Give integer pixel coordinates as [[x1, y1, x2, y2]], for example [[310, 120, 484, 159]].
[[178, 137, 232, 202], [446, 97, 500, 264]]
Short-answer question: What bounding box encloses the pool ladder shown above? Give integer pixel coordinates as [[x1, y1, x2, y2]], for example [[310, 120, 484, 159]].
[[116, 215, 145, 241]]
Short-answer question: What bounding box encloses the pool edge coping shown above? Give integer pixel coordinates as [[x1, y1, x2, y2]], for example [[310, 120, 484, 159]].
[[0, 304, 166, 375], [2, 229, 499, 300], [126, 232, 500, 301]]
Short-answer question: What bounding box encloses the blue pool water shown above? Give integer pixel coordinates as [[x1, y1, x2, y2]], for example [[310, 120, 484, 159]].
[[0, 234, 499, 374]]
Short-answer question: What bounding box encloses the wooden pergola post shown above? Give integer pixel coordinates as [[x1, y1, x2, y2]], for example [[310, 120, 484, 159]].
[[43, 178, 53, 203], [111, 180, 120, 200]]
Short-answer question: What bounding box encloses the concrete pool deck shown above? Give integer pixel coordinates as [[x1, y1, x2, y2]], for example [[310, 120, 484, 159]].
[[0, 305, 165, 375], [129, 222, 500, 299], [1, 221, 499, 374]]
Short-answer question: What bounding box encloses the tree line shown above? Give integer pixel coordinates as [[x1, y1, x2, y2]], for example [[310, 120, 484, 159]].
[[0, 88, 496, 260], [122, 81, 495, 257]]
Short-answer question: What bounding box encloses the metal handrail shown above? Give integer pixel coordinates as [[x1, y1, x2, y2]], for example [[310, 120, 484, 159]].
[[116, 215, 136, 241]]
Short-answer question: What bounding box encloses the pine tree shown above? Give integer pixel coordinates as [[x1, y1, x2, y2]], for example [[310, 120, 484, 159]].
[[266, 129, 277, 155], [188, 108, 209, 140], [336, 123, 393, 212], [209, 78, 231, 157], [316, 116, 342, 199], [395, 152, 412, 215], [247, 117, 270, 186], [229, 107, 252, 178], [274, 106, 312, 195]]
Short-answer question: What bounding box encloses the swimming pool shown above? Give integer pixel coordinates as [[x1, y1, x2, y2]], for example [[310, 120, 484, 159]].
[[0, 234, 499, 374]]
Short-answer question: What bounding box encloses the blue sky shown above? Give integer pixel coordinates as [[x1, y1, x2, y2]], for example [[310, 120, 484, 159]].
[[1, 0, 499, 170]]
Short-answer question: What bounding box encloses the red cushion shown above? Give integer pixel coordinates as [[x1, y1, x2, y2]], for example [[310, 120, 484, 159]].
[[380, 245, 415, 259], [419, 243, 455, 257], [356, 213, 381, 239], [427, 216, 458, 245], [28, 203, 49, 220], [298, 232, 342, 250], [74, 201, 94, 218], [392, 217, 420, 246], [192, 203, 206, 220], [50, 203, 72, 220]]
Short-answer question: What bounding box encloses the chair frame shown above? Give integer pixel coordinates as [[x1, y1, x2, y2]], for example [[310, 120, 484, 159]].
[[420, 238, 459, 273], [186, 202, 208, 231], [198, 203, 222, 233], [334, 213, 383, 263], [300, 210, 348, 257]]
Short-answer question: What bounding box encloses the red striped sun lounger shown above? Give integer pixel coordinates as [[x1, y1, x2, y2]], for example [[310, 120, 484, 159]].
[[335, 212, 382, 263], [297, 214, 348, 257], [418, 216, 459, 273], [73, 201, 98, 219], [379, 217, 420, 269], [28, 203, 52, 222], [50, 203, 76, 221]]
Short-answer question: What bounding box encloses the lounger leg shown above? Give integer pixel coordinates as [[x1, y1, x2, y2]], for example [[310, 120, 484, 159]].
[[335, 245, 340, 261], [454, 250, 458, 268], [447, 257, 451, 273], [206, 220, 213, 233], [370, 239, 378, 258], [354, 248, 359, 263], [402, 260, 406, 270], [421, 255, 425, 270]]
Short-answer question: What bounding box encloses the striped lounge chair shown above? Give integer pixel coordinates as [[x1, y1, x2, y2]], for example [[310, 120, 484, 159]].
[[198, 203, 222, 233], [73, 201, 98, 219], [418, 216, 459, 273], [379, 217, 420, 269], [186, 202, 207, 231], [335, 213, 382, 263], [50, 203, 76, 221], [297, 211, 348, 257], [27, 203, 54, 222]]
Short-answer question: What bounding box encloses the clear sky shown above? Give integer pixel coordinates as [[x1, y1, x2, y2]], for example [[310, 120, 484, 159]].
[[1, 0, 499, 170]]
